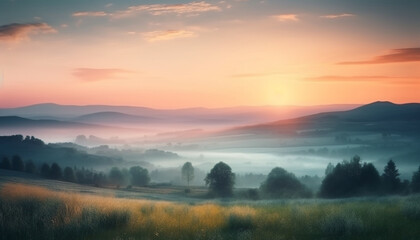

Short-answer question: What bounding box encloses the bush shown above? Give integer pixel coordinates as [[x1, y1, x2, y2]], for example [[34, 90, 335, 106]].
[[260, 167, 311, 198]]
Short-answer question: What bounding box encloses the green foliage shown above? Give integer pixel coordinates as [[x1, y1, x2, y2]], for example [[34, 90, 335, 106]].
[[411, 166, 420, 193], [40, 163, 51, 178], [0, 197, 131, 240], [260, 167, 311, 198], [320, 155, 381, 198], [0, 157, 11, 169], [1, 184, 420, 240], [63, 167, 75, 182], [129, 166, 150, 186], [382, 159, 402, 194], [24, 160, 36, 174], [50, 163, 62, 180], [109, 167, 125, 187], [11, 155, 24, 171], [205, 161, 235, 197]]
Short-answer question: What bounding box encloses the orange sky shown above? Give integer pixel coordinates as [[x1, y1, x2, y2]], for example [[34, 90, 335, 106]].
[[0, 0, 419, 108]]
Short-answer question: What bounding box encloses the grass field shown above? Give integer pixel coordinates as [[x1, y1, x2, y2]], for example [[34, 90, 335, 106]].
[[1, 182, 420, 240]]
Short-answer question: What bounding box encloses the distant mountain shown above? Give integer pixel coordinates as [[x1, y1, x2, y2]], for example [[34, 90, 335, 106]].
[[0, 103, 360, 127], [0, 116, 96, 128], [225, 101, 420, 136], [74, 112, 158, 125]]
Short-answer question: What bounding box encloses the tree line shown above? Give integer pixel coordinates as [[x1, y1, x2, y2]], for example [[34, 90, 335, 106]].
[[0, 155, 150, 188], [190, 157, 420, 199], [2, 154, 420, 199]]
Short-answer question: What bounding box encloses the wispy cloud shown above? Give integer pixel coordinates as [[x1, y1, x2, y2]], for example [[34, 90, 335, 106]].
[[272, 14, 299, 22], [0, 23, 56, 42], [320, 13, 355, 19], [72, 11, 108, 17], [73, 1, 221, 18], [73, 68, 131, 82], [338, 48, 420, 65], [142, 30, 195, 42], [305, 75, 420, 84]]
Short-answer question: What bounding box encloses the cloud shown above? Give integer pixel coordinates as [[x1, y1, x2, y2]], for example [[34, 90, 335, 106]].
[[73, 68, 131, 82], [142, 30, 195, 42], [338, 48, 420, 65], [320, 13, 355, 19], [73, 1, 221, 18], [272, 14, 299, 22], [305, 75, 420, 84], [72, 11, 108, 17], [0, 23, 56, 42]]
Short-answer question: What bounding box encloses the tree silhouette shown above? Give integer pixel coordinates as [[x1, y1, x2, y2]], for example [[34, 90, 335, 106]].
[[205, 162, 235, 197], [40, 163, 51, 178], [260, 167, 311, 198], [11, 155, 24, 171], [320, 155, 381, 198], [325, 162, 334, 176], [24, 160, 36, 174], [410, 166, 420, 193], [182, 162, 194, 187], [50, 163, 62, 180], [109, 167, 125, 188], [0, 157, 11, 169], [382, 159, 401, 194], [129, 166, 150, 186], [63, 167, 76, 182]]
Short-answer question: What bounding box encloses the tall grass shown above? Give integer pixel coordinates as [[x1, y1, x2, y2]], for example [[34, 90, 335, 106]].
[[1, 184, 420, 240]]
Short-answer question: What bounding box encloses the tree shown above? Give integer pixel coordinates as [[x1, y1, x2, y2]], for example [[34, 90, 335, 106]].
[[260, 167, 311, 198], [182, 162, 194, 187], [11, 155, 24, 171], [205, 162, 235, 197], [25, 160, 36, 174], [320, 155, 381, 198], [93, 172, 107, 187], [129, 166, 150, 186], [382, 159, 401, 194], [50, 163, 62, 180], [325, 162, 334, 176], [109, 167, 125, 188], [0, 157, 11, 169], [40, 163, 51, 178], [63, 167, 76, 182], [360, 162, 381, 192], [411, 166, 420, 193]]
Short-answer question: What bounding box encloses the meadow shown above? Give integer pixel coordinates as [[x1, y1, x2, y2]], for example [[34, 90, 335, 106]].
[[1, 183, 420, 240]]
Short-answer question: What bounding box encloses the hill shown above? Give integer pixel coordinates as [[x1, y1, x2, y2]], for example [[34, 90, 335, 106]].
[[227, 101, 420, 136]]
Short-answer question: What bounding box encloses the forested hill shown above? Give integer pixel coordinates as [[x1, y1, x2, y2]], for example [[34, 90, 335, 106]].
[[0, 135, 120, 167]]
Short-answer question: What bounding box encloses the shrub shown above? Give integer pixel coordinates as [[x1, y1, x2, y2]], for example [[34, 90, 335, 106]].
[[260, 167, 311, 198]]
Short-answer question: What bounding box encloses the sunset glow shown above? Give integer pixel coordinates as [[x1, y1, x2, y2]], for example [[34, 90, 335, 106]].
[[0, 0, 419, 108]]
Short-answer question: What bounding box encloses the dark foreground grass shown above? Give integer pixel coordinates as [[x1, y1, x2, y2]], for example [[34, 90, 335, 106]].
[[0, 183, 419, 240]]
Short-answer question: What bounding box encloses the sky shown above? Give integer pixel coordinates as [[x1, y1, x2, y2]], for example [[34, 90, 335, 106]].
[[0, 0, 419, 108]]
